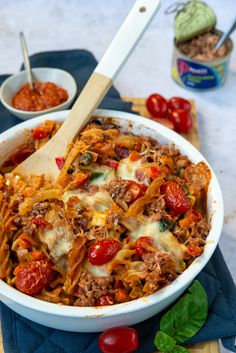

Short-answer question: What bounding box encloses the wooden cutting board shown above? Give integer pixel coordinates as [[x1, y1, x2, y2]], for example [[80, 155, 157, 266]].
[[0, 98, 220, 353]]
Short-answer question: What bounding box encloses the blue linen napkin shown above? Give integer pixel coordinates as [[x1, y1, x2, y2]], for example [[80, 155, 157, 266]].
[[0, 50, 236, 353]]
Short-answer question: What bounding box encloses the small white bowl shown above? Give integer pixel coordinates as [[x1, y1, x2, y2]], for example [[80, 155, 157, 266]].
[[0, 109, 224, 332], [0, 67, 77, 120]]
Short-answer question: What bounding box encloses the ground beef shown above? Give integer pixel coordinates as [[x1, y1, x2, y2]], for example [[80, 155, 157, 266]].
[[87, 226, 109, 240], [174, 219, 211, 245], [30, 202, 49, 217], [73, 270, 114, 306], [175, 155, 190, 168], [142, 250, 177, 276], [146, 195, 165, 220], [86, 185, 99, 194], [103, 178, 131, 203]]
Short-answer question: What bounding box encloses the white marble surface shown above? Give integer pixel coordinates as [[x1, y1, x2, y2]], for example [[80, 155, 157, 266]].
[[0, 0, 236, 351]]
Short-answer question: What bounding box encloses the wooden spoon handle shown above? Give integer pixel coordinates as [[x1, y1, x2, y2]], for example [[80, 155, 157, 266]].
[[58, 0, 161, 141], [14, 0, 160, 180]]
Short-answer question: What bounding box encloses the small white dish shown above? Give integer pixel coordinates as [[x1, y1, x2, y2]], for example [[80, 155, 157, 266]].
[[0, 67, 77, 120]]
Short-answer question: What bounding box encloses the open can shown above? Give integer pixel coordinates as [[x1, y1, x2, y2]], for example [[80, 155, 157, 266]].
[[171, 30, 233, 90]]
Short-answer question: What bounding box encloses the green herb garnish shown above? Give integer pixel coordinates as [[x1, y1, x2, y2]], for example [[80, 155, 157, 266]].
[[159, 219, 175, 232], [154, 280, 208, 353], [67, 168, 74, 174], [174, 168, 183, 177], [89, 172, 104, 182]]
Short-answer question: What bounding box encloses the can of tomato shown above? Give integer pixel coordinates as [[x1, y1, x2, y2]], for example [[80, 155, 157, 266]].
[[171, 30, 233, 90]]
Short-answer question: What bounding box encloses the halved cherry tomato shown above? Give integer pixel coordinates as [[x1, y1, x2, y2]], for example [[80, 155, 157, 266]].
[[129, 151, 141, 161], [146, 94, 168, 118], [32, 218, 52, 229], [88, 239, 120, 265], [187, 245, 201, 257], [169, 109, 193, 133], [73, 172, 89, 188], [15, 260, 52, 295], [96, 293, 116, 306], [55, 156, 65, 170], [99, 327, 139, 353], [32, 128, 47, 140], [135, 236, 154, 257], [148, 166, 161, 179], [168, 97, 191, 113], [104, 160, 119, 170], [161, 181, 189, 215], [128, 181, 147, 202]]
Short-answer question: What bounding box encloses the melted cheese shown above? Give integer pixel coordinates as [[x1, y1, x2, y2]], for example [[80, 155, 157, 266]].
[[63, 190, 114, 212], [130, 219, 187, 261], [85, 261, 110, 277], [117, 157, 142, 182], [39, 223, 75, 260]]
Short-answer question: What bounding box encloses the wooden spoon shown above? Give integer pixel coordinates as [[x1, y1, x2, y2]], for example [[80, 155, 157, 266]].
[[14, 0, 161, 181]]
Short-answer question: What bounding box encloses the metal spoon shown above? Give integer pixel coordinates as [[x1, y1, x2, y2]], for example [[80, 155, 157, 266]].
[[214, 16, 236, 50], [19, 31, 34, 90]]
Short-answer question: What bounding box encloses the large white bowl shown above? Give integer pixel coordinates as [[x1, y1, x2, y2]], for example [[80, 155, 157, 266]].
[[0, 68, 77, 120], [0, 109, 223, 332]]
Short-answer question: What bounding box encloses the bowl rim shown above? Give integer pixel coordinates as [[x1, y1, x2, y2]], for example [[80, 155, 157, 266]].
[[0, 108, 224, 318], [0, 67, 77, 116]]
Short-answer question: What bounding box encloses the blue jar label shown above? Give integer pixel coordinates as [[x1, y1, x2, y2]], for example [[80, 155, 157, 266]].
[[177, 59, 220, 89]]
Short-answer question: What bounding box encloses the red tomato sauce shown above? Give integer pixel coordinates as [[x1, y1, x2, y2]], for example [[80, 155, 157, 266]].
[[12, 81, 68, 111]]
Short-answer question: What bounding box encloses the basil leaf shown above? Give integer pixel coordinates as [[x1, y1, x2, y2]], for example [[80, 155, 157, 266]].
[[160, 280, 208, 344], [89, 172, 104, 182], [172, 345, 190, 353], [67, 168, 74, 175], [159, 219, 175, 232], [154, 331, 176, 352]]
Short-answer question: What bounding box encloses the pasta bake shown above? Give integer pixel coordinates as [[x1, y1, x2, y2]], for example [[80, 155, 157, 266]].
[[0, 118, 211, 306]]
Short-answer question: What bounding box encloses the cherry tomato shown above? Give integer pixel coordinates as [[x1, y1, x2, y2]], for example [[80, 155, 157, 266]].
[[135, 236, 154, 257], [32, 128, 47, 140], [128, 181, 147, 202], [55, 156, 65, 170], [105, 160, 119, 170], [168, 97, 191, 113], [99, 327, 139, 353], [15, 260, 52, 295], [73, 172, 89, 188], [148, 166, 161, 180], [32, 218, 52, 229], [169, 109, 193, 133], [88, 239, 120, 265], [161, 181, 189, 215], [146, 94, 168, 118], [187, 245, 201, 257], [129, 151, 141, 162], [96, 293, 116, 306]]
